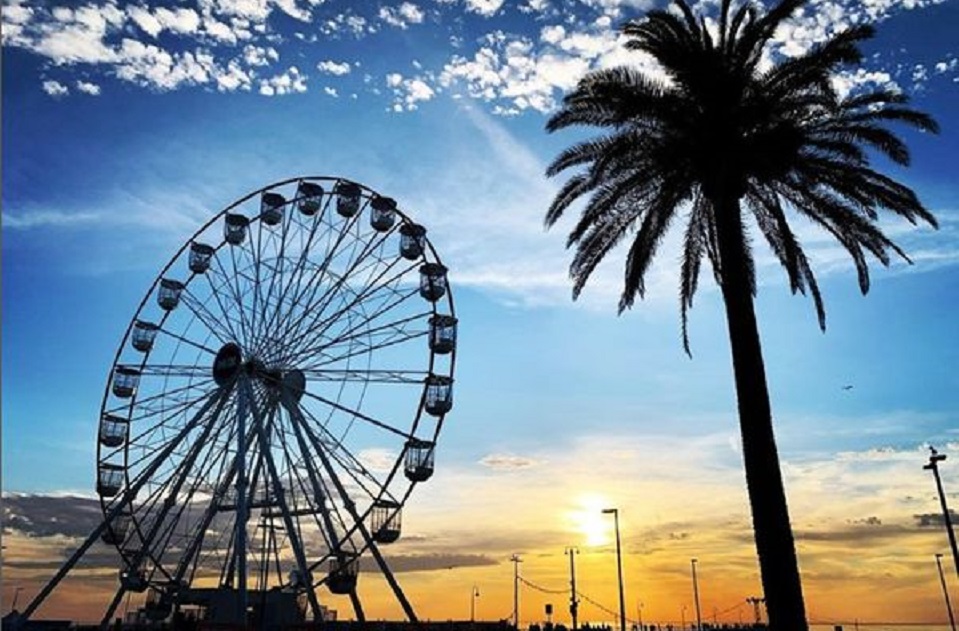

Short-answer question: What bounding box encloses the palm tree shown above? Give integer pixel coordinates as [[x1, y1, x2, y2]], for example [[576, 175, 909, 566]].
[[543, 0, 938, 627]]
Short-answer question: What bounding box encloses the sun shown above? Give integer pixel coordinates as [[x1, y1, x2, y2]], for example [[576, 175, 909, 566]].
[[567, 494, 613, 547]]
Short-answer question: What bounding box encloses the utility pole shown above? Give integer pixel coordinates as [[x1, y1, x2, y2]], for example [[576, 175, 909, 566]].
[[511, 554, 522, 629], [937, 553, 957, 631], [691, 559, 702, 631], [602, 508, 627, 631], [471, 585, 480, 623], [746, 597, 764, 625], [566, 547, 580, 630], [925, 446, 959, 584]]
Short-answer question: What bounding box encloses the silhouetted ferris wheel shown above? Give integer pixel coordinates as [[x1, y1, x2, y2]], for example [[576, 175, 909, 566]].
[[16, 177, 457, 628]]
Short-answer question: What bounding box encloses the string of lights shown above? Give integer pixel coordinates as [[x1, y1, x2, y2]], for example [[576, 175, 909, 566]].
[[518, 576, 568, 594]]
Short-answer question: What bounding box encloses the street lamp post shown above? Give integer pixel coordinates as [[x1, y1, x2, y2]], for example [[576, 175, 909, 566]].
[[691, 559, 702, 631], [937, 554, 957, 631], [471, 585, 480, 623], [511, 554, 522, 629], [925, 447, 959, 583], [681, 604, 687, 630], [602, 508, 627, 631], [566, 547, 580, 631]]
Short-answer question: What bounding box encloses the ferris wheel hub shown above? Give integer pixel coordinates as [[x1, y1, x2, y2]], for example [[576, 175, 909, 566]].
[[212, 342, 243, 387]]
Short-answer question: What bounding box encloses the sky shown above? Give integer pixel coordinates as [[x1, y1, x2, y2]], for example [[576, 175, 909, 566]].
[[2, 0, 959, 626]]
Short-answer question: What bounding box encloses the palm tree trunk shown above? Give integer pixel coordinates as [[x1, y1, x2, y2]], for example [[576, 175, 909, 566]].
[[715, 196, 808, 631]]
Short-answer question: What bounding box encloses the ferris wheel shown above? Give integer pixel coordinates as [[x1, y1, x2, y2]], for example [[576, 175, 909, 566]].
[[15, 177, 457, 627]]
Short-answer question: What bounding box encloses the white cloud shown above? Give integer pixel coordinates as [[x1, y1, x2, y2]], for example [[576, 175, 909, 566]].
[[379, 2, 425, 29], [357, 448, 397, 473], [323, 86, 339, 97], [114, 40, 215, 90], [258, 65, 308, 95], [76, 80, 101, 95], [3, 209, 102, 228], [42, 79, 69, 96], [385, 73, 436, 111], [464, 0, 505, 17], [479, 453, 545, 470], [540, 24, 566, 45], [243, 44, 278, 66], [316, 60, 351, 75]]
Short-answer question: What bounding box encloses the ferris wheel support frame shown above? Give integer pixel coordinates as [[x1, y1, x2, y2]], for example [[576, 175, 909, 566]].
[[282, 389, 368, 623], [283, 401, 418, 622], [244, 378, 325, 622]]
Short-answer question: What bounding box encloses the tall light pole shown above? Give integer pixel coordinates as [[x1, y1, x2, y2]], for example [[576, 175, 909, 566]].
[[925, 446, 959, 583], [681, 604, 687, 630], [511, 554, 522, 629], [602, 508, 627, 631], [690, 559, 702, 631], [566, 547, 580, 630], [937, 554, 957, 631], [471, 585, 480, 623]]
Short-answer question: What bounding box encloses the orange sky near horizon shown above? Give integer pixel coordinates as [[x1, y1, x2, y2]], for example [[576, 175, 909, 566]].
[[4, 437, 957, 627]]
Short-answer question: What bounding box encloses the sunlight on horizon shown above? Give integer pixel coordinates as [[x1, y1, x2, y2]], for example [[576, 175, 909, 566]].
[[566, 494, 614, 547]]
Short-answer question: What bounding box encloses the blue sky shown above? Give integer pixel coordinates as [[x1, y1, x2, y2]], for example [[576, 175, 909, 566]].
[[3, 0, 959, 623]]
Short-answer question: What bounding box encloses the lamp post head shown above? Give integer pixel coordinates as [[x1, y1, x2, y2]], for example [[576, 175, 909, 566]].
[[602, 508, 617, 515]]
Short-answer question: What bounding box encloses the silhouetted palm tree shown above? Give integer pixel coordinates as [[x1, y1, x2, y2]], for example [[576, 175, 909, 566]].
[[544, 0, 938, 627]]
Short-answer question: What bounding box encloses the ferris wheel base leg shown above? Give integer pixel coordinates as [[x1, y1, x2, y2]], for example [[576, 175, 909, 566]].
[[99, 585, 127, 630], [348, 589, 366, 622]]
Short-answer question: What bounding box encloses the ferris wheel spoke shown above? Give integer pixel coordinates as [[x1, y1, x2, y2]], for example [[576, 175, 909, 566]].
[[154, 325, 220, 355], [282, 259, 415, 365], [275, 219, 396, 355], [286, 290, 425, 368], [137, 365, 215, 378], [126, 389, 233, 492], [257, 200, 361, 361], [104, 376, 213, 420], [210, 248, 254, 348], [229, 246, 260, 347], [125, 384, 218, 425], [268, 424, 336, 565], [302, 369, 429, 385], [293, 402, 389, 500], [171, 417, 244, 586], [138, 401, 236, 575], [311, 309, 428, 356], [199, 263, 250, 345], [127, 389, 225, 456], [299, 387, 413, 440], [179, 288, 241, 346], [128, 424, 230, 555], [137, 430, 236, 585], [299, 325, 428, 372]]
